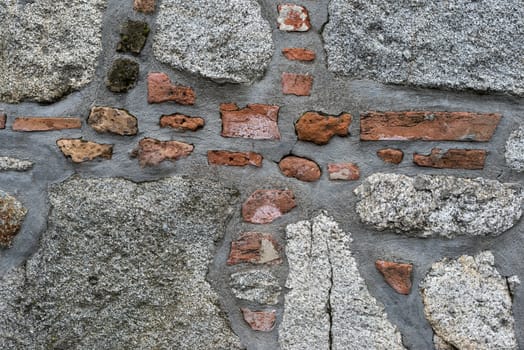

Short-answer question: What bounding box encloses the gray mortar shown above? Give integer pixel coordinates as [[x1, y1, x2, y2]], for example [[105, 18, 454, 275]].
[[0, 0, 523, 349]]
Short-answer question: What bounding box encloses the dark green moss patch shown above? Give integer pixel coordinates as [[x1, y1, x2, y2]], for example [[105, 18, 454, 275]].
[[117, 20, 150, 54], [106, 59, 139, 93]]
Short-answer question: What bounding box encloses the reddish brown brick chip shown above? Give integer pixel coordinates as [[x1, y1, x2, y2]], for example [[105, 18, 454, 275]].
[[220, 103, 280, 140], [282, 73, 313, 96], [133, 0, 155, 13], [327, 163, 360, 181], [147, 72, 195, 105], [241, 308, 276, 332], [295, 112, 351, 145], [375, 260, 413, 295], [131, 138, 194, 167], [56, 139, 113, 163], [282, 48, 316, 61], [277, 4, 311, 32], [242, 189, 296, 224], [207, 151, 263, 167], [227, 232, 281, 265], [377, 148, 404, 164], [88, 107, 138, 136], [0, 113, 6, 129], [160, 114, 205, 132], [279, 156, 321, 182], [13, 117, 82, 131], [413, 148, 487, 169]]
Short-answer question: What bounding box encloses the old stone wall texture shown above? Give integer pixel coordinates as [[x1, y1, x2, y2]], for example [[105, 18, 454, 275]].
[[0, 0, 522, 349]]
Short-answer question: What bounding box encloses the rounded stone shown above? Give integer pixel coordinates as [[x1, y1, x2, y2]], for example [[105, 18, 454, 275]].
[[0, 190, 27, 247], [279, 156, 321, 182], [505, 125, 524, 172]]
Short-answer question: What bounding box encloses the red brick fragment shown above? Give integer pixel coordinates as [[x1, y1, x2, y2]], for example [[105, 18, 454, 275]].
[[377, 148, 404, 164], [56, 139, 113, 163], [12, 117, 81, 132], [279, 156, 321, 182], [277, 4, 311, 32], [282, 48, 316, 61], [133, 0, 155, 13], [360, 111, 501, 141], [220, 103, 280, 140], [227, 232, 281, 265], [282, 73, 313, 96], [88, 107, 138, 136], [0, 113, 5, 129], [160, 114, 205, 132], [295, 112, 351, 145], [207, 150, 263, 167], [375, 260, 413, 295], [147, 72, 195, 105], [241, 308, 276, 332], [131, 138, 193, 167], [327, 163, 360, 181], [413, 148, 487, 170], [242, 189, 296, 224]]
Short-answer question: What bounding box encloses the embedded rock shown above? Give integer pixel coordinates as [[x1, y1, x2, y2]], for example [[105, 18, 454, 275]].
[[242, 189, 296, 224], [207, 150, 263, 167], [327, 163, 359, 181], [230, 270, 281, 305], [160, 114, 204, 131], [133, 0, 155, 13], [277, 4, 311, 32], [0, 157, 33, 172], [0, 113, 5, 129], [153, 0, 273, 84], [106, 59, 139, 93], [0, 191, 27, 247], [57, 139, 113, 163], [131, 138, 194, 167], [295, 112, 351, 145], [279, 156, 321, 182], [354, 173, 523, 238], [377, 149, 404, 164], [88, 107, 138, 136], [147, 73, 196, 105], [220, 103, 280, 140], [117, 20, 149, 54], [241, 308, 276, 332], [13, 117, 82, 132], [375, 260, 413, 295], [227, 232, 281, 265], [282, 48, 316, 62], [282, 73, 313, 96], [505, 125, 524, 172], [413, 148, 486, 170]]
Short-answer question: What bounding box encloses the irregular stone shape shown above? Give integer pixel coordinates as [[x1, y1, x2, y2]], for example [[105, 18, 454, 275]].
[[507, 275, 521, 297], [56, 139, 113, 163], [413, 148, 486, 170], [505, 125, 524, 172], [133, 0, 155, 13], [280, 213, 405, 350], [295, 112, 351, 145], [147, 72, 196, 105], [277, 4, 311, 32], [160, 114, 204, 131], [282, 73, 313, 96], [227, 232, 281, 265], [433, 334, 456, 350], [421, 251, 518, 349], [375, 260, 413, 295], [88, 107, 138, 136], [0, 113, 5, 129], [323, 1, 524, 95], [220, 103, 280, 140], [153, 0, 273, 84], [0, 177, 242, 349], [0, 157, 33, 172], [327, 163, 360, 181], [230, 270, 281, 305], [241, 308, 276, 332], [354, 173, 523, 238], [106, 59, 139, 93], [207, 150, 263, 167], [279, 156, 321, 182], [282, 48, 316, 61], [0, 0, 106, 103], [117, 20, 150, 54], [377, 148, 404, 164], [131, 138, 193, 167], [242, 189, 296, 224], [12, 117, 82, 132], [360, 111, 501, 141], [0, 191, 27, 247]]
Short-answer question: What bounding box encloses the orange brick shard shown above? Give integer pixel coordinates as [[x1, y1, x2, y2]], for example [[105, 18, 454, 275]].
[[413, 148, 487, 169], [375, 260, 413, 295], [242, 189, 296, 224], [277, 4, 311, 32], [160, 114, 205, 132], [279, 156, 321, 182], [241, 308, 276, 332], [282, 48, 316, 61], [207, 150, 263, 167], [133, 0, 155, 13], [282, 72, 313, 96], [13, 117, 82, 132], [131, 138, 194, 167], [56, 139, 113, 163], [227, 232, 281, 265], [147, 72, 195, 105], [0, 113, 5, 129], [327, 163, 360, 181], [220, 103, 280, 140], [295, 112, 351, 145], [377, 148, 404, 164]]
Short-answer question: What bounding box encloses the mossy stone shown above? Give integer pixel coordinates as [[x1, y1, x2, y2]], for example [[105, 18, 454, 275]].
[[106, 58, 139, 93], [117, 20, 150, 54]]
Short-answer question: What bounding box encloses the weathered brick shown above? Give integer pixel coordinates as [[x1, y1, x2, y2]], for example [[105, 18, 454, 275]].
[[117, 20, 150, 54], [220, 103, 280, 140], [0, 113, 5, 129], [131, 138, 193, 167], [241, 308, 276, 332], [282, 73, 313, 96], [133, 0, 155, 13], [279, 156, 321, 182], [56, 139, 113, 163], [207, 151, 263, 167], [147, 72, 195, 105], [13, 117, 81, 132], [327, 163, 360, 181], [0, 191, 27, 247], [295, 111, 351, 145], [375, 260, 413, 295], [106, 58, 139, 93], [282, 48, 316, 61], [160, 114, 205, 132], [413, 148, 487, 170], [377, 148, 404, 164], [277, 4, 311, 32], [88, 107, 138, 136], [242, 189, 296, 224], [227, 232, 281, 265], [360, 111, 501, 141]]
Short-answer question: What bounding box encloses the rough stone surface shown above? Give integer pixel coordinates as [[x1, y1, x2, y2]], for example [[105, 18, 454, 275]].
[[0, 0, 106, 103], [147, 72, 196, 105], [153, 0, 273, 84], [56, 139, 113, 163], [279, 156, 321, 182], [421, 251, 518, 349], [220, 103, 280, 140], [0, 113, 5, 129], [208, 151, 263, 167], [280, 213, 405, 350], [375, 260, 413, 295], [323, 0, 524, 95], [377, 148, 404, 164], [241, 308, 276, 332], [505, 125, 524, 172], [12, 117, 82, 132], [227, 232, 281, 266], [282, 73, 313, 96], [88, 107, 138, 136], [295, 112, 351, 145], [117, 20, 149, 54], [327, 163, 360, 181], [106, 59, 139, 93], [133, 0, 155, 13], [354, 173, 523, 238], [433, 335, 456, 350], [230, 270, 281, 305], [131, 138, 194, 167], [160, 114, 205, 132], [0, 177, 242, 349], [413, 148, 486, 170], [277, 4, 311, 32], [0, 157, 33, 172], [282, 48, 316, 62], [242, 189, 296, 224], [0, 191, 27, 247]]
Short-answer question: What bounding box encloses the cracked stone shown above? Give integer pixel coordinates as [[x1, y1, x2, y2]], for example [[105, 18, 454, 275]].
[[131, 138, 193, 167], [0, 157, 33, 172], [375, 260, 413, 295], [230, 269, 281, 305], [282, 48, 316, 61], [282, 73, 313, 96], [12, 117, 82, 132], [160, 114, 204, 132], [207, 150, 263, 167], [295, 112, 351, 145], [279, 156, 321, 182], [242, 189, 296, 224], [147, 72, 196, 105], [413, 148, 486, 170], [241, 308, 276, 332], [277, 4, 311, 32], [227, 232, 281, 266], [505, 125, 524, 172], [377, 148, 404, 164], [220, 103, 280, 140], [327, 163, 359, 181], [0, 191, 27, 247], [56, 139, 113, 163], [88, 107, 138, 136], [117, 20, 150, 54], [106, 59, 139, 93]]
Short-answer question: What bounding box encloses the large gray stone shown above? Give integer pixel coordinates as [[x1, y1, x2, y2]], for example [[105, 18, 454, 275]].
[[354, 173, 523, 238], [230, 270, 281, 305], [0, 0, 106, 103], [323, 0, 524, 95], [421, 251, 518, 349], [505, 125, 524, 172], [279, 212, 405, 350], [0, 176, 243, 349], [0, 157, 33, 172], [153, 0, 273, 84]]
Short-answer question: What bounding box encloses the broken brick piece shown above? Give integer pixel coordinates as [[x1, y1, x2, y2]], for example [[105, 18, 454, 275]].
[[133, 0, 155, 13], [377, 148, 404, 164], [327, 163, 360, 181], [0, 113, 6, 129], [12, 117, 81, 131], [360, 111, 501, 141], [242, 189, 296, 224], [220, 103, 280, 140], [295, 112, 351, 145], [131, 138, 193, 167], [279, 156, 321, 182], [277, 4, 311, 32], [282, 48, 316, 61], [227, 232, 281, 265], [88, 107, 138, 136], [375, 260, 413, 295], [282, 73, 313, 96], [241, 308, 276, 332], [207, 151, 263, 167], [413, 148, 487, 169], [0, 191, 27, 247], [147, 72, 195, 105], [56, 139, 113, 163], [160, 114, 205, 132]]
